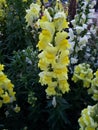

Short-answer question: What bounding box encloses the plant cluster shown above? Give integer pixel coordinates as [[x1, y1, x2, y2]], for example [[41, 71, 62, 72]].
[[0, 64, 16, 107]]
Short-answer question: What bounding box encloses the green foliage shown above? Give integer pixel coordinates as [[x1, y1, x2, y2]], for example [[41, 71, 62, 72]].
[[0, 0, 34, 64], [47, 97, 70, 130], [0, 46, 40, 129], [8, 46, 39, 88]]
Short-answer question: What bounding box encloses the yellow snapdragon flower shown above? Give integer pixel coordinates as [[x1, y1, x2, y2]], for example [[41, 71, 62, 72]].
[[54, 11, 69, 31], [45, 86, 56, 96], [25, 3, 41, 27], [78, 105, 98, 130], [2, 92, 10, 104], [72, 63, 93, 88], [26, 1, 70, 96], [0, 64, 16, 108], [14, 104, 20, 113], [0, 0, 6, 8], [0, 64, 4, 71], [88, 70, 98, 101], [37, 6, 70, 96]]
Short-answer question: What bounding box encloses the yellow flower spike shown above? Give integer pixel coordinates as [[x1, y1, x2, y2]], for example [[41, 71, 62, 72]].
[[37, 1, 70, 96], [78, 117, 86, 128], [72, 63, 93, 88], [0, 64, 16, 107], [78, 105, 98, 130]]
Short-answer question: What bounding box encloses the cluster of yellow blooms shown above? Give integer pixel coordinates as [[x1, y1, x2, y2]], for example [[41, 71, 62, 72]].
[[25, 3, 41, 27], [25, 0, 70, 96], [25, 0, 52, 27], [38, 2, 70, 96], [0, 0, 7, 20], [0, 64, 16, 108], [78, 104, 98, 130], [72, 63, 98, 101], [72, 63, 93, 88], [72, 63, 98, 129], [88, 70, 98, 101]]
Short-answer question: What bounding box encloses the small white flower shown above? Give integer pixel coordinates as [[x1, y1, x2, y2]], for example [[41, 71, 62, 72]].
[[81, 13, 86, 20], [22, 50, 25, 52], [87, 19, 93, 24], [70, 57, 78, 64], [68, 28, 75, 40], [69, 41, 75, 53], [79, 35, 88, 45], [83, 24, 87, 29], [91, 0, 96, 8], [5, 111, 9, 117], [89, 9, 95, 14], [90, 26, 96, 35], [71, 20, 76, 27], [82, 2, 88, 9], [76, 26, 84, 34], [54, 11, 66, 19], [88, 13, 95, 18], [26, 57, 32, 65], [79, 44, 86, 50], [52, 96, 56, 108], [75, 15, 79, 23]]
